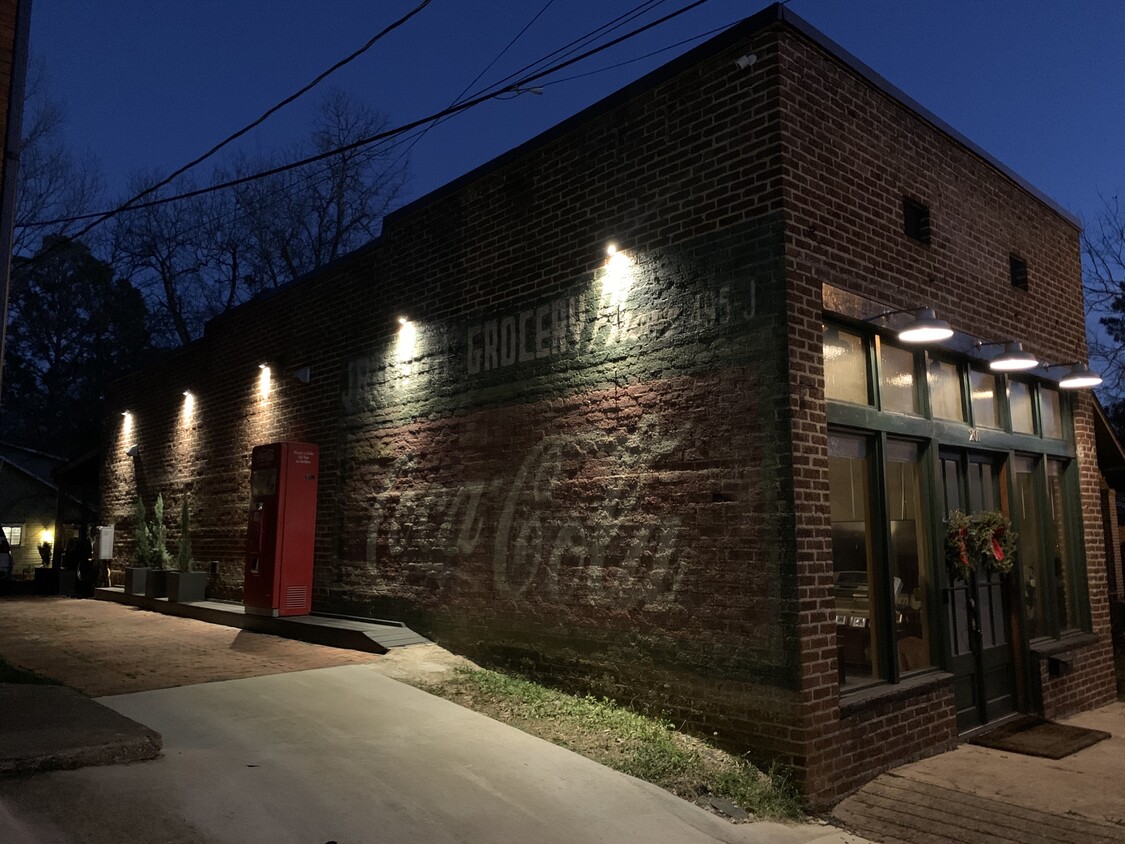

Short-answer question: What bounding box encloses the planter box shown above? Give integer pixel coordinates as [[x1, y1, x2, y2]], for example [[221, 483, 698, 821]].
[[143, 569, 170, 599], [166, 570, 208, 603], [123, 567, 149, 596], [34, 568, 77, 595]]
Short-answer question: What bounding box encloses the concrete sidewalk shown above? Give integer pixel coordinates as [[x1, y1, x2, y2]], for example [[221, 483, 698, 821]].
[[0, 599, 863, 842], [0, 664, 861, 844], [0, 684, 160, 775]]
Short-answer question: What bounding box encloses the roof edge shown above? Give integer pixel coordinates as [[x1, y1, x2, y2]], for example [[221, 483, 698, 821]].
[[387, 3, 1079, 232], [776, 6, 1081, 231]]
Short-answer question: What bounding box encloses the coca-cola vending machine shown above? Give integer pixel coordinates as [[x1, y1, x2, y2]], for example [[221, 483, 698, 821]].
[[243, 442, 318, 617]]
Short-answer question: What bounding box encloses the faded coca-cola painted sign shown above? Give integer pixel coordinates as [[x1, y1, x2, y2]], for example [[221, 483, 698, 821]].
[[363, 414, 690, 608]]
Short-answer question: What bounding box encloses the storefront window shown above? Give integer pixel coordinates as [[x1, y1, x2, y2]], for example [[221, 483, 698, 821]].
[[1040, 388, 1063, 439], [879, 341, 919, 415], [824, 327, 870, 405], [1047, 460, 1075, 630], [886, 440, 933, 673], [927, 357, 964, 422], [1014, 456, 1044, 639], [829, 433, 880, 689], [969, 369, 1000, 429], [1008, 380, 1035, 434]]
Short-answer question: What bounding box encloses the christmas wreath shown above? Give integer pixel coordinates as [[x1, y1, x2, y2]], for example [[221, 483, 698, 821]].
[[944, 510, 1017, 580]]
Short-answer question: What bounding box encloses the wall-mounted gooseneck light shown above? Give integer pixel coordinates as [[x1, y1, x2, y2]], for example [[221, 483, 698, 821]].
[[258, 363, 272, 400], [1043, 361, 1103, 390], [977, 341, 1039, 372], [865, 307, 953, 344]]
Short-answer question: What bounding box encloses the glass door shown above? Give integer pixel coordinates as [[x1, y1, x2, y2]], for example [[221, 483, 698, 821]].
[[940, 448, 1018, 732]]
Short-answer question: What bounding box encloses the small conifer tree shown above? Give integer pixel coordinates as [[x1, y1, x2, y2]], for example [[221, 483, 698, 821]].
[[177, 495, 193, 572], [133, 496, 151, 566], [150, 494, 169, 569]]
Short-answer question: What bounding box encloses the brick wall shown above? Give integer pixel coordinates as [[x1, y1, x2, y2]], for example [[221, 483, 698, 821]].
[[105, 16, 822, 772], [776, 23, 1115, 805], [101, 9, 1116, 807]]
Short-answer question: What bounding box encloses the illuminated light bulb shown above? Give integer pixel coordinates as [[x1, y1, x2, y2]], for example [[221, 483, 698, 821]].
[[258, 365, 272, 399]]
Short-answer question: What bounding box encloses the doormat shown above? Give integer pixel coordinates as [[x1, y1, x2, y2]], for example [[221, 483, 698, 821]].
[[970, 715, 1111, 759]]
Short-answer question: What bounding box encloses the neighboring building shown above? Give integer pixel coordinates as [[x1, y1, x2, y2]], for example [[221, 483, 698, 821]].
[[0, 442, 61, 575], [100, 5, 1116, 805]]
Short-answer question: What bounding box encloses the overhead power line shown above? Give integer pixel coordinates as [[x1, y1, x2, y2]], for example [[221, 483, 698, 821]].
[[23, 0, 716, 231], [42, 0, 434, 243]]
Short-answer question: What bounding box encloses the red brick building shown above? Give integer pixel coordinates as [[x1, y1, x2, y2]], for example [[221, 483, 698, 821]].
[[102, 5, 1116, 805]]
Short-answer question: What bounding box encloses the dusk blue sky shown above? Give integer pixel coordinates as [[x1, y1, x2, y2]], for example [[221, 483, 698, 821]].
[[28, 1, 1125, 231]]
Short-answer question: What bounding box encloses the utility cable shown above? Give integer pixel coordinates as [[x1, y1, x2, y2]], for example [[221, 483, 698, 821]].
[[386, 0, 559, 177], [51, 0, 434, 242], [24, 0, 719, 230]]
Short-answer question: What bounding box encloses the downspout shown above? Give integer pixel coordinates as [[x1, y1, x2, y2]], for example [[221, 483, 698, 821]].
[[0, 0, 33, 406]]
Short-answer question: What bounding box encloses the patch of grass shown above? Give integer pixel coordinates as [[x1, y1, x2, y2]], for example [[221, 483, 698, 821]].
[[425, 666, 802, 821], [0, 655, 59, 685]]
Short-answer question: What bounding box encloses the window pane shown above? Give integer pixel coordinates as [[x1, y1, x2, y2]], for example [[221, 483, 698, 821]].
[[886, 440, 933, 674], [880, 341, 919, 414], [1040, 388, 1063, 439], [829, 433, 881, 689], [1, 525, 21, 546], [1047, 460, 1076, 630], [1014, 456, 1045, 639], [1009, 380, 1034, 434], [927, 357, 964, 421], [824, 327, 870, 405], [969, 369, 1000, 428]]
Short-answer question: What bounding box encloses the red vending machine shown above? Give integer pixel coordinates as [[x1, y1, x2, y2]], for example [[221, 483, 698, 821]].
[[243, 442, 319, 617]]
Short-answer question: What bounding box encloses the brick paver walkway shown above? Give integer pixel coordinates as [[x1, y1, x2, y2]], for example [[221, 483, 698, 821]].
[[0, 597, 380, 696]]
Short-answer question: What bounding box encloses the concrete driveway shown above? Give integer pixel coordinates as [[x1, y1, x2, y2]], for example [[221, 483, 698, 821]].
[[0, 664, 857, 844], [0, 600, 860, 843]]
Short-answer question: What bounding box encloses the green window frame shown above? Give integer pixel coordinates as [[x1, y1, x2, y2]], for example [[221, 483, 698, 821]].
[[822, 320, 1092, 682]]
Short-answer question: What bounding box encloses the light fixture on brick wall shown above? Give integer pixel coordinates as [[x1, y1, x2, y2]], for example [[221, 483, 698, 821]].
[[602, 242, 634, 307], [396, 316, 416, 368], [865, 307, 953, 344], [1044, 361, 1103, 389], [978, 341, 1039, 372], [258, 363, 272, 400]]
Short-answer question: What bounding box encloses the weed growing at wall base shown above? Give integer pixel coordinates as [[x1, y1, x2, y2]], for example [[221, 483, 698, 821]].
[[425, 666, 802, 821]]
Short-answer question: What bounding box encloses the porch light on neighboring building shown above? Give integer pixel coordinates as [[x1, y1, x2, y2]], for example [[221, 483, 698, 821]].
[[40, 529, 53, 545]]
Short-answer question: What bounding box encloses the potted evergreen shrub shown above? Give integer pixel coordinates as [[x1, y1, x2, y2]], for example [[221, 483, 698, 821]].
[[167, 495, 207, 602], [143, 494, 172, 598], [123, 496, 151, 596]]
